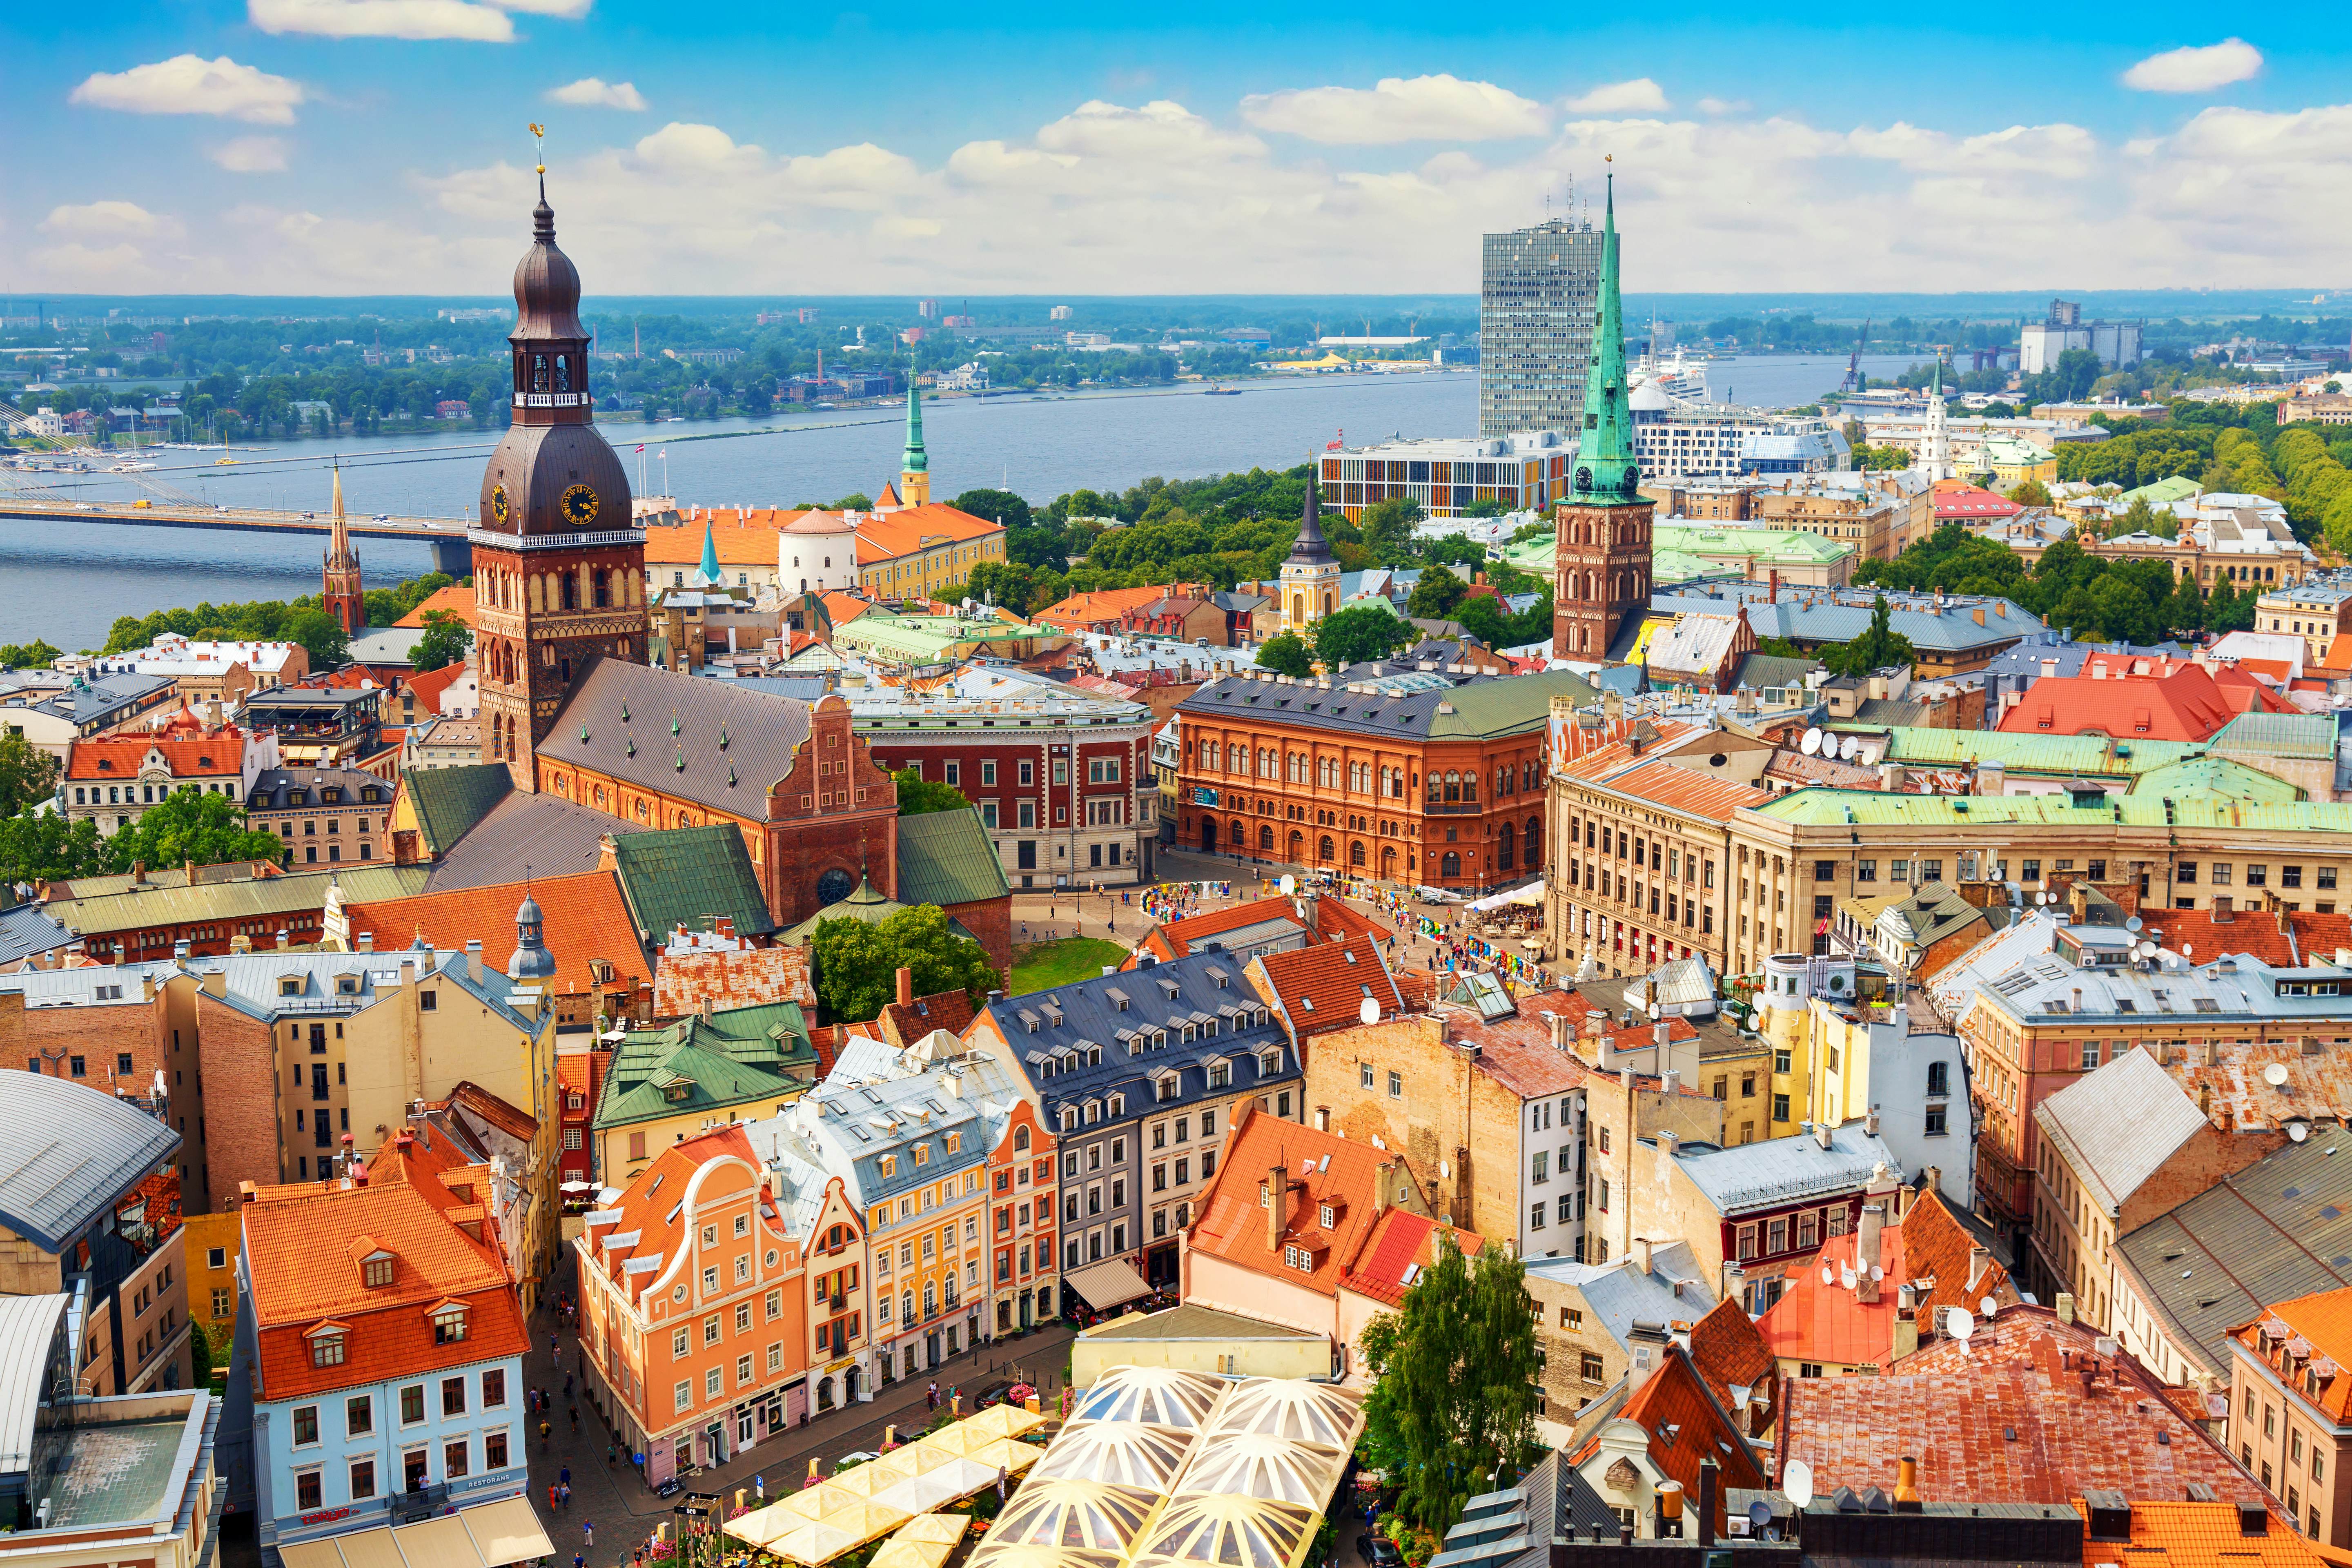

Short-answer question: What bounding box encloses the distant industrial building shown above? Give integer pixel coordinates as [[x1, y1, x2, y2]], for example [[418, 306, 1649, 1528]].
[[2019, 298, 2143, 372]]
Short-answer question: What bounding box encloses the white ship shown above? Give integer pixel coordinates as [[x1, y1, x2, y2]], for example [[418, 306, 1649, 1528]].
[[1630, 345, 1710, 404]]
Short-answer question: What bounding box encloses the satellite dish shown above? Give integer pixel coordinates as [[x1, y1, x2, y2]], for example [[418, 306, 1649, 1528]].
[[2126, 916, 2143, 932], [1784, 1460, 1815, 1510], [1279, 874, 1296, 895], [1748, 1501, 1773, 1530], [1948, 1307, 1977, 1345], [2291, 1121, 2311, 1143], [1840, 735, 1860, 761], [2182, 942, 2194, 956], [1801, 728, 1823, 757], [2265, 1062, 2291, 1087], [1360, 994, 1381, 1026], [1870, 1265, 1884, 1281], [1840, 1265, 1857, 1289], [1821, 1266, 1835, 1286], [1980, 1295, 1999, 1319]]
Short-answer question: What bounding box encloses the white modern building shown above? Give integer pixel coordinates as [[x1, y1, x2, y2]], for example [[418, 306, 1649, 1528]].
[[1628, 383, 1851, 481]]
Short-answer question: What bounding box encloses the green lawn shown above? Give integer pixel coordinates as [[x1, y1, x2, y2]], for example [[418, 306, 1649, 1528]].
[[1010, 937, 1130, 996]]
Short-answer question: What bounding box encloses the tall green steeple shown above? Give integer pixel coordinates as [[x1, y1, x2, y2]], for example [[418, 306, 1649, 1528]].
[[695, 515, 722, 587], [901, 372, 928, 475], [1569, 174, 1639, 502]]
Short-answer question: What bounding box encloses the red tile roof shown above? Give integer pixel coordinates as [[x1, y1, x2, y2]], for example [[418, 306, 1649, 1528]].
[[67, 725, 249, 780], [1686, 1298, 1777, 1433], [1251, 933, 1405, 1043], [1130, 893, 1384, 967], [2138, 907, 2352, 970], [1756, 1191, 2016, 1369], [878, 986, 976, 1048], [401, 660, 472, 716], [2232, 1287, 2352, 1424], [653, 946, 815, 1016], [1605, 760, 1773, 822], [1188, 1109, 1478, 1301], [1935, 484, 2021, 521], [1999, 666, 2246, 743], [243, 1140, 527, 1400], [1339, 1207, 1481, 1307], [2080, 1500, 2330, 1568], [1574, 1347, 1765, 1533], [1777, 1305, 2266, 1509], [343, 870, 648, 999], [393, 585, 479, 629]]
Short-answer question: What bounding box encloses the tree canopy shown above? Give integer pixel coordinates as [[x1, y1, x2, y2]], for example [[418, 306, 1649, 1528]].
[[811, 904, 1001, 1025], [1406, 566, 1467, 621], [892, 766, 971, 817], [1255, 631, 1312, 678], [0, 812, 108, 891], [102, 788, 285, 875], [408, 609, 471, 673], [1816, 595, 1917, 678], [1312, 604, 1414, 670], [0, 735, 60, 821]]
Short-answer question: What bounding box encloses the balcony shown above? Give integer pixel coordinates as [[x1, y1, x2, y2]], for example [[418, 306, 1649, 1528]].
[[391, 1483, 449, 1525], [1424, 801, 1483, 816]]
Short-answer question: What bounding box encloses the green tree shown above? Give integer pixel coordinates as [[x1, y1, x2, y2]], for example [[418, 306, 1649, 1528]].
[[1361, 1232, 1542, 1535], [1255, 631, 1313, 678], [283, 608, 350, 670], [102, 788, 283, 874], [810, 904, 1000, 1025], [0, 639, 62, 669], [2009, 478, 2054, 508], [1851, 443, 1911, 470], [1359, 497, 1423, 561], [0, 811, 111, 888], [1406, 566, 1468, 620], [1460, 498, 1510, 519], [408, 609, 471, 673], [1312, 604, 1411, 670], [1817, 594, 1917, 677], [892, 767, 970, 817], [959, 560, 1064, 617], [0, 734, 62, 820], [951, 488, 1034, 530]]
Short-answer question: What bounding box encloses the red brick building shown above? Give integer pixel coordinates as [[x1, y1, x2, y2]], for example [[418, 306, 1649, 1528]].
[[1172, 662, 1593, 890]]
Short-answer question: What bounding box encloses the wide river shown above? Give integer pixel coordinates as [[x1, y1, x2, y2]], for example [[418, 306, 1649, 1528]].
[[0, 353, 1921, 652]]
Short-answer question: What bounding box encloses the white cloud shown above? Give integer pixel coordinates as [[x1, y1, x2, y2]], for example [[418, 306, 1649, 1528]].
[[549, 77, 645, 109], [247, 0, 590, 42], [213, 135, 291, 172], [1697, 96, 1749, 116], [1564, 78, 1669, 113], [11, 90, 2352, 294], [69, 55, 303, 124], [1240, 74, 1547, 144], [2123, 38, 2261, 92]]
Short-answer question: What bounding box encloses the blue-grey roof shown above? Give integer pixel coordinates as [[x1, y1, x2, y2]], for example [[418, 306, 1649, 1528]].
[[1651, 584, 2046, 653], [720, 675, 835, 702], [26, 673, 174, 727], [0, 1075, 180, 1254], [1523, 1241, 1714, 1352], [1669, 1120, 1902, 1218], [976, 953, 1296, 1125], [0, 948, 546, 1034], [0, 905, 73, 967]]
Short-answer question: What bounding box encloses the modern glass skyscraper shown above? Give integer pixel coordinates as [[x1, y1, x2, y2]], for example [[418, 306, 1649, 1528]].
[[1479, 217, 1605, 439]]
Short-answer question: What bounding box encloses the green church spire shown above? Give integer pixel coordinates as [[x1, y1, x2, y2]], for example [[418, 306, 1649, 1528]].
[[901, 370, 928, 475], [1570, 173, 1638, 502], [696, 515, 721, 587]]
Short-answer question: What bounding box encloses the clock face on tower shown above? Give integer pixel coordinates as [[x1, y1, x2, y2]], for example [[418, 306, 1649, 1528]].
[[490, 484, 510, 524], [561, 483, 600, 526]]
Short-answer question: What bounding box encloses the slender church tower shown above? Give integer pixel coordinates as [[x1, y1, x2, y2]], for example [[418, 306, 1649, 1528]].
[[1552, 175, 1654, 661], [1280, 472, 1340, 638], [321, 463, 366, 637], [1917, 363, 1953, 482], [898, 374, 931, 507], [471, 167, 648, 789]]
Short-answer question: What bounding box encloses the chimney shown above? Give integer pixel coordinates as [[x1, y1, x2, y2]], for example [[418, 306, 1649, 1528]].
[[356, 931, 374, 953], [1894, 1455, 1922, 1510], [1697, 1460, 1719, 1547], [1891, 1310, 1920, 1359], [1373, 1162, 1390, 1218], [2056, 1291, 2077, 1325], [896, 966, 914, 1009], [597, 833, 621, 874], [1657, 1129, 1678, 1158], [1815, 1120, 1833, 1151], [276, 928, 290, 950], [1634, 1236, 1655, 1277], [1968, 1245, 1991, 1292], [1858, 1203, 1885, 1301], [466, 939, 484, 983], [2214, 896, 2234, 922], [1267, 1165, 1287, 1253], [1865, 1106, 1880, 1137], [2238, 1503, 2269, 1537]]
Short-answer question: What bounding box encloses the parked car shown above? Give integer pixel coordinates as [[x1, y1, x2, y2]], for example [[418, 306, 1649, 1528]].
[[970, 1379, 1020, 1410], [1359, 1535, 1403, 1567]]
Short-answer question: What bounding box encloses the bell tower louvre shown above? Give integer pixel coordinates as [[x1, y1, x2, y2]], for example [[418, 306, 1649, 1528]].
[[1552, 174, 1654, 662], [471, 166, 648, 789]]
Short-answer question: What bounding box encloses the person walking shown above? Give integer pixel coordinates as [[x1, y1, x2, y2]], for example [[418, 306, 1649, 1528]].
[[927, 1382, 939, 1410], [540, 1418, 553, 1452], [586, 1521, 595, 1550]]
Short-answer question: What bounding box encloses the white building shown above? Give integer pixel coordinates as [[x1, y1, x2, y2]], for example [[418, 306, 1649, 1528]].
[[2019, 298, 2143, 373], [1628, 383, 1851, 481], [778, 509, 859, 596], [26, 408, 64, 440], [1316, 428, 1571, 519]]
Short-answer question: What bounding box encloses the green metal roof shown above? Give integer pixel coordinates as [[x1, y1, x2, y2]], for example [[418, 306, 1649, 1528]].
[[2211, 710, 2339, 760], [1852, 721, 2334, 780], [834, 614, 1048, 664], [1751, 788, 2352, 833], [610, 823, 778, 942], [594, 1001, 816, 1131], [2129, 755, 2303, 804], [1423, 668, 1598, 739], [403, 764, 512, 857], [46, 865, 430, 936], [2119, 475, 2201, 507], [894, 807, 1010, 909], [1510, 524, 1852, 580]]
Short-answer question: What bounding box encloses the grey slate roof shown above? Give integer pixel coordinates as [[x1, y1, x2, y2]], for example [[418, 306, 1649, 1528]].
[[0, 905, 74, 967], [975, 952, 1296, 1125], [424, 790, 648, 892], [2034, 1048, 2206, 1214], [536, 659, 813, 815], [1671, 1120, 1902, 1218], [245, 766, 394, 813], [25, 673, 174, 728], [0, 1074, 181, 1254], [1523, 1242, 1714, 1354], [1651, 584, 2045, 653], [2114, 1127, 2352, 1381]]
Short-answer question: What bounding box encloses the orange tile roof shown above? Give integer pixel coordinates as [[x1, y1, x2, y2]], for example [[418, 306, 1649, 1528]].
[[588, 1125, 794, 1307], [67, 727, 247, 780], [1999, 666, 2245, 742], [645, 522, 784, 568], [653, 946, 815, 1017], [2076, 1500, 2328, 1568], [393, 585, 479, 629], [1340, 1207, 1482, 1307], [1777, 1305, 2266, 1508], [1573, 1347, 1765, 1532], [243, 1141, 528, 1400], [1131, 893, 1383, 967], [1035, 586, 1171, 629], [1756, 1191, 2016, 1368], [1559, 718, 1704, 780], [878, 986, 975, 1049], [2233, 1287, 2352, 1424], [851, 505, 1004, 565], [343, 871, 648, 999], [1190, 1109, 1477, 1301], [821, 592, 876, 627], [401, 660, 471, 716], [1252, 933, 1405, 1043], [1605, 760, 1773, 822], [2326, 634, 2352, 672], [2139, 906, 2352, 969], [1686, 1297, 1777, 1430]]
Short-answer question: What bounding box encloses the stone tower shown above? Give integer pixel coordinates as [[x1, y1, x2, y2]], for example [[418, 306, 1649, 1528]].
[[471, 172, 648, 790], [1551, 176, 1655, 662], [321, 462, 365, 638], [1279, 473, 1341, 639]]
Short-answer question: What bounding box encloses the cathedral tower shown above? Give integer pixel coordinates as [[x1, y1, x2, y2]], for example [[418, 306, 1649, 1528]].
[[1552, 176, 1655, 661], [899, 373, 931, 507], [472, 172, 648, 789], [321, 462, 365, 638], [1279, 473, 1340, 639]]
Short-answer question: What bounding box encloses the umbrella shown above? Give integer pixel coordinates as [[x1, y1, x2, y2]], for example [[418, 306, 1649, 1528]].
[[989, 1480, 1158, 1553], [868, 1514, 971, 1568], [762, 1518, 864, 1566], [962, 1403, 1047, 1442]]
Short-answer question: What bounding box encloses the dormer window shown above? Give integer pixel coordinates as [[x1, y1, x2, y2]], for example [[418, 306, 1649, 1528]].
[[361, 1252, 394, 1288], [1207, 1061, 1231, 1090], [664, 1081, 693, 1102], [913, 1144, 931, 1166], [1060, 1108, 1078, 1131], [336, 974, 360, 996], [944, 1132, 961, 1154], [1319, 1204, 1336, 1229], [1261, 1049, 1284, 1076], [279, 976, 302, 997], [309, 1330, 347, 1368], [879, 1155, 898, 1177], [431, 1304, 469, 1345], [1157, 1076, 1179, 1102], [1107, 1094, 1125, 1118]]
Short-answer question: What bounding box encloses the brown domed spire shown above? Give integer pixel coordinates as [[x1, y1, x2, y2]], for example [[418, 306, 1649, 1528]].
[[512, 174, 586, 343]]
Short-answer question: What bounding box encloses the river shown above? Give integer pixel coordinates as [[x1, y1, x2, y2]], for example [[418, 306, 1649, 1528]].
[[0, 352, 1923, 652]]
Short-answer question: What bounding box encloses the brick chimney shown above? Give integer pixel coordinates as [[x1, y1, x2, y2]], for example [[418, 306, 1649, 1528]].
[[1267, 1165, 1287, 1253], [2214, 896, 2235, 923], [897, 966, 914, 1009]]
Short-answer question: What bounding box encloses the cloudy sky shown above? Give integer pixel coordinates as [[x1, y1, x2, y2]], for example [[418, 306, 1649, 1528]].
[[6, 1, 2348, 298]]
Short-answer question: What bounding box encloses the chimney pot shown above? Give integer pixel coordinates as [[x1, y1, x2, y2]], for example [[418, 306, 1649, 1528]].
[[896, 966, 914, 1009]]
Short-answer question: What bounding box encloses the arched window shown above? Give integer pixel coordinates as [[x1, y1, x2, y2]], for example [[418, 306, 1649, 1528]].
[[1443, 772, 1461, 803], [1462, 773, 1477, 802], [1498, 824, 1516, 871], [555, 354, 572, 392], [1527, 814, 1543, 860], [1441, 851, 1461, 880], [1258, 825, 1274, 851], [1350, 840, 1366, 867], [560, 571, 579, 610], [1318, 835, 1334, 862], [531, 354, 549, 392]]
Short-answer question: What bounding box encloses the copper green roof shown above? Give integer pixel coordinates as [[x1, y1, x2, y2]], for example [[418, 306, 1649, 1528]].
[[2129, 755, 2301, 804], [594, 1001, 817, 1131], [894, 806, 1010, 909], [1569, 175, 1636, 502], [611, 824, 778, 941], [45, 865, 430, 938], [1844, 721, 2334, 780], [1750, 788, 2352, 832], [402, 763, 512, 857], [779, 871, 985, 948]]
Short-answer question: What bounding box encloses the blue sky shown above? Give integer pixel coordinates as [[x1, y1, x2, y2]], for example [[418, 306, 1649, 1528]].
[[7, 1, 2349, 297]]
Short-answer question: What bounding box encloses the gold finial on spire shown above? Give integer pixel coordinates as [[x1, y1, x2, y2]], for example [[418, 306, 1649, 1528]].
[[530, 122, 546, 174]]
